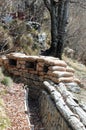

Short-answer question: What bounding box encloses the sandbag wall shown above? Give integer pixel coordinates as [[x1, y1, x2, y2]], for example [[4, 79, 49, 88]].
[[1, 52, 80, 86], [0, 52, 81, 98]]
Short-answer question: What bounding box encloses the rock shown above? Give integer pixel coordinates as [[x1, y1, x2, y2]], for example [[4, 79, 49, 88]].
[[79, 103, 86, 112], [64, 47, 75, 58], [65, 82, 81, 93]]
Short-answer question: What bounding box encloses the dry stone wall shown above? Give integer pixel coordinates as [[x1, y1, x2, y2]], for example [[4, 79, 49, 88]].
[[0, 52, 86, 130]]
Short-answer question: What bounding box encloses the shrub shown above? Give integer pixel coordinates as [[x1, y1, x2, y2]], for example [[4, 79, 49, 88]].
[[1, 76, 13, 87]]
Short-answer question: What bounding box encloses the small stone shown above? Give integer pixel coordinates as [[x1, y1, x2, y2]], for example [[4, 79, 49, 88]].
[[79, 103, 86, 112], [66, 82, 81, 94]]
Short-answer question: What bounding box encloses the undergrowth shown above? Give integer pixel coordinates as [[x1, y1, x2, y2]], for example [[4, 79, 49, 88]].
[[0, 68, 13, 87], [63, 55, 86, 73], [1, 76, 13, 87]]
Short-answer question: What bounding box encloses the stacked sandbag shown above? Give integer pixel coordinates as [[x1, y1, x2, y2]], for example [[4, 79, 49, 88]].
[[36, 56, 81, 86], [1, 52, 81, 88], [43, 58, 80, 86]]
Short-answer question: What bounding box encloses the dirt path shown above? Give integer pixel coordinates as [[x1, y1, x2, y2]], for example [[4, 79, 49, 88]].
[[0, 83, 30, 130]]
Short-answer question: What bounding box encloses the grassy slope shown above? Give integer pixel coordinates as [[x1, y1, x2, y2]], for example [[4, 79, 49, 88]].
[[63, 55, 86, 103], [63, 55, 86, 85]]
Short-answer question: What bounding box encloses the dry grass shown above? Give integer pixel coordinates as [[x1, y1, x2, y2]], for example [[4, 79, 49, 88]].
[[0, 26, 13, 52], [0, 68, 13, 87], [1, 76, 13, 88], [63, 55, 86, 73], [63, 55, 86, 88]]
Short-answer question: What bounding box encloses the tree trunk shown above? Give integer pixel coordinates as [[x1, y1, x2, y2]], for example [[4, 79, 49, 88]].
[[55, 0, 69, 59], [42, 0, 69, 59], [50, 0, 58, 53]]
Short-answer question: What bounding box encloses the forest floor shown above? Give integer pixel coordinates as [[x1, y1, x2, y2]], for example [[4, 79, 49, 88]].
[[0, 56, 86, 130]]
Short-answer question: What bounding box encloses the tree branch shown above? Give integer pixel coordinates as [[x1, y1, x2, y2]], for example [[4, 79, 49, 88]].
[[0, 47, 15, 55]]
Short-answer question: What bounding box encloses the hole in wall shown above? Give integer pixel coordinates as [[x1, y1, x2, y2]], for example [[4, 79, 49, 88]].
[[9, 59, 17, 66], [25, 61, 37, 71], [43, 64, 49, 73]]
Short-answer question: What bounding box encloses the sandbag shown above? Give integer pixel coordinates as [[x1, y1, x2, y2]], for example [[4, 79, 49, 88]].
[[36, 64, 43, 72], [53, 71, 74, 78], [38, 71, 44, 76], [29, 70, 38, 74], [73, 78, 81, 84], [47, 70, 56, 77], [37, 62, 44, 67], [37, 56, 45, 62], [66, 66, 75, 73], [50, 77, 59, 83], [44, 59, 67, 67], [49, 66, 66, 71], [59, 77, 74, 83]]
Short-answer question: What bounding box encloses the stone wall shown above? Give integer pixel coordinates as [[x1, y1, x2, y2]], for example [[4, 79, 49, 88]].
[[39, 90, 73, 130], [0, 52, 86, 130]]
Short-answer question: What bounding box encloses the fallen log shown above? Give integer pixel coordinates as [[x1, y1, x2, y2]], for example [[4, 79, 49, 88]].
[[43, 81, 86, 130]]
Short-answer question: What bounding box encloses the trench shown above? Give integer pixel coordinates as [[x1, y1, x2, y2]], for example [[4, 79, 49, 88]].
[[28, 97, 45, 130], [25, 88, 45, 130]]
